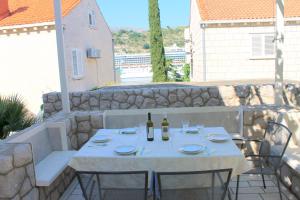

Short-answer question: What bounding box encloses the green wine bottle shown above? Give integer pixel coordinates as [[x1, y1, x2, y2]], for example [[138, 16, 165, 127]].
[[147, 113, 154, 141]]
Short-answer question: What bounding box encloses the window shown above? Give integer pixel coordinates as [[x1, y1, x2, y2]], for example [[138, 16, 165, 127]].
[[72, 49, 84, 79], [251, 34, 275, 58], [88, 10, 96, 27]]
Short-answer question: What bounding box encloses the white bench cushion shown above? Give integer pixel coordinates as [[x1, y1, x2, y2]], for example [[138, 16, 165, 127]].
[[35, 151, 76, 186]]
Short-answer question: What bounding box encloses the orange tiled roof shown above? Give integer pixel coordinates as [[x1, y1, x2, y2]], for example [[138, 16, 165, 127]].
[[197, 0, 300, 21], [0, 0, 80, 27]]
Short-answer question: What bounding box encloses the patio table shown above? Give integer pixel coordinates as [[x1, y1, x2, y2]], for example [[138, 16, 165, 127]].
[[68, 127, 250, 177]]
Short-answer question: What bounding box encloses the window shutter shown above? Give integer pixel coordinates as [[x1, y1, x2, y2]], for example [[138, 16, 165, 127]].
[[265, 35, 275, 56], [77, 50, 84, 76], [72, 49, 84, 78], [92, 10, 96, 26], [252, 35, 262, 57], [72, 50, 79, 77]]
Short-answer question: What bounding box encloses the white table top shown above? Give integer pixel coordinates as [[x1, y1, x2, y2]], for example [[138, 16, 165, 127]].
[[68, 127, 250, 176]]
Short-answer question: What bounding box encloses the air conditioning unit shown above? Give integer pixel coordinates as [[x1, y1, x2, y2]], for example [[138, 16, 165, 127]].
[[87, 48, 101, 58]]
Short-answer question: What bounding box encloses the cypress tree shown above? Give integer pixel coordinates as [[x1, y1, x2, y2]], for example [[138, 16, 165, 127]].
[[149, 0, 168, 82]]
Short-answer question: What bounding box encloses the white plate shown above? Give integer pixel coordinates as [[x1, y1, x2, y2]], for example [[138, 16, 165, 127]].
[[119, 128, 137, 135], [114, 145, 137, 155], [180, 144, 205, 154], [207, 134, 230, 142], [92, 135, 111, 143]]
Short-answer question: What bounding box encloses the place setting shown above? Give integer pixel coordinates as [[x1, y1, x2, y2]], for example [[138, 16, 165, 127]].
[[87, 134, 112, 147], [179, 144, 206, 155], [206, 133, 231, 143], [118, 127, 138, 135]]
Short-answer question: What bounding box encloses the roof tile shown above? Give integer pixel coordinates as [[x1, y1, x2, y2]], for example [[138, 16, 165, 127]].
[[0, 0, 80, 27], [197, 0, 300, 21]]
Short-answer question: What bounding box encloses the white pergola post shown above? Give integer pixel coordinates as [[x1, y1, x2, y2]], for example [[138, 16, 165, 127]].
[[275, 0, 284, 105], [54, 0, 70, 113]]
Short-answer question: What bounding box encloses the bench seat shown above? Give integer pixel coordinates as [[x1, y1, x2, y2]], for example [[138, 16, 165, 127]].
[[35, 151, 76, 186]]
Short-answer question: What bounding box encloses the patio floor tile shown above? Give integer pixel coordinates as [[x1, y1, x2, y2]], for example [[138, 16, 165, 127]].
[[61, 174, 298, 200]]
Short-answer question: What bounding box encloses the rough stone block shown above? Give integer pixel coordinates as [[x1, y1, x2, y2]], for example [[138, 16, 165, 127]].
[[111, 101, 120, 109], [72, 97, 81, 107], [0, 155, 13, 174], [168, 93, 177, 104], [77, 121, 91, 133], [78, 133, 89, 147], [47, 94, 58, 103], [155, 95, 169, 106], [100, 100, 111, 110], [142, 98, 156, 108], [26, 163, 35, 186], [90, 114, 103, 129], [22, 188, 38, 200], [177, 89, 187, 101], [135, 96, 144, 107], [13, 144, 32, 167], [20, 177, 32, 197], [127, 95, 136, 105], [0, 167, 26, 198], [280, 163, 292, 187], [142, 89, 154, 98], [113, 91, 128, 102], [89, 97, 99, 107], [193, 97, 204, 107]]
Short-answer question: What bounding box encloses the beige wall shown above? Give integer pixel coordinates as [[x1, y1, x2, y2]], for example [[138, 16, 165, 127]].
[[189, 0, 204, 81], [189, 0, 300, 82], [0, 27, 60, 113], [63, 0, 114, 91]]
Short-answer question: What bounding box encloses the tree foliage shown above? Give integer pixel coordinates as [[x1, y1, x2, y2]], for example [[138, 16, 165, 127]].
[[182, 64, 191, 82], [149, 0, 168, 82], [113, 27, 187, 54], [0, 95, 36, 139]]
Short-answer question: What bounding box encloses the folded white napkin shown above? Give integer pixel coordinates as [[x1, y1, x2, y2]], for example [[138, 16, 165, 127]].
[[184, 127, 199, 134], [120, 128, 137, 134]]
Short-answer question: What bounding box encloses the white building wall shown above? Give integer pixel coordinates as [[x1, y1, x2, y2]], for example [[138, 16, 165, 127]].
[[0, 29, 60, 113], [63, 0, 114, 91], [204, 26, 276, 81], [190, 0, 300, 82]]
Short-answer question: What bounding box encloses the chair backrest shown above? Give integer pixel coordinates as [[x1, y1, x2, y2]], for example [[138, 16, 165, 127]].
[[76, 171, 148, 200], [259, 121, 292, 166], [156, 169, 232, 200]]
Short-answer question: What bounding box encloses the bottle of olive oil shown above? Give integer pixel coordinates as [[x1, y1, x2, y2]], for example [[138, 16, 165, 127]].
[[161, 114, 169, 141], [147, 113, 154, 141]]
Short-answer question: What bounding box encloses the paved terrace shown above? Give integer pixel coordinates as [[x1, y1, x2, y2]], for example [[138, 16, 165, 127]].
[[2, 82, 300, 200], [61, 175, 297, 200]]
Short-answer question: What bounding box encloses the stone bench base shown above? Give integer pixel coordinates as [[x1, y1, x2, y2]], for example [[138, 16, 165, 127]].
[[39, 167, 75, 200], [280, 162, 300, 199]]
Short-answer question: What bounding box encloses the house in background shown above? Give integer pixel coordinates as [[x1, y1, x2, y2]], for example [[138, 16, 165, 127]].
[[0, 0, 115, 113], [188, 0, 300, 82]]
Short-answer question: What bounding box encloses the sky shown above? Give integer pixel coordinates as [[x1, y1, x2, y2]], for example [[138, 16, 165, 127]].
[[96, 0, 190, 30]]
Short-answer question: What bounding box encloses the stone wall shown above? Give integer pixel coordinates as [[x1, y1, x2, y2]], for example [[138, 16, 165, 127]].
[[0, 104, 298, 199], [38, 167, 75, 200], [0, 143, 38, 200], [43, 83, 300, 118], [64, 112, 104, 150]]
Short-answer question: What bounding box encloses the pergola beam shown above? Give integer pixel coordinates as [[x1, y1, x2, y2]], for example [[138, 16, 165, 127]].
[[54, 0, 70, 114], [275, 0, 284, 105]]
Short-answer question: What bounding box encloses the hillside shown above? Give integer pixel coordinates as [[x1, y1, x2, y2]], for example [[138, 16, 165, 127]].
[[113, 26, 187, 54]]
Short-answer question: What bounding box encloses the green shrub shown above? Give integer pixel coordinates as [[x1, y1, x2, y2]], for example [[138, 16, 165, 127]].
[[0, 95, 36, 139]]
